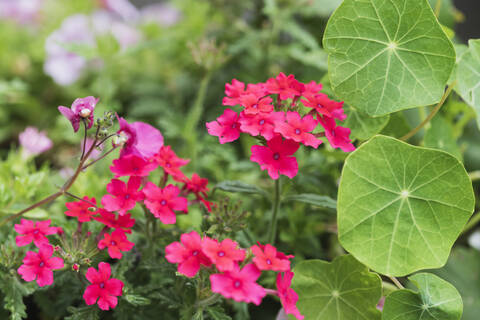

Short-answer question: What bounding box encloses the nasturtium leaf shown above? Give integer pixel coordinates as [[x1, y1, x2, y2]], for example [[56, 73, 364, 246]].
[[424, 115, 462, 160], [323, 0, 456, 116], [283, 193, 337, 209], [382, 273, 463, 320], [454, 39, 480, 128], [293, 255, 382, 320], [337, 135, 475, 276], [380, 112, 411, 138], [430, 248, 480, 320]]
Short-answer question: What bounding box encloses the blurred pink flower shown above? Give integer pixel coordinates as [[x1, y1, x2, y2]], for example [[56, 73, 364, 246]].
[[99, 0, 139, 22], [140, 3, 181, 27], [81, 138, 103, 160], [0, 0, 44, 24], [19, 127, 53, 157]]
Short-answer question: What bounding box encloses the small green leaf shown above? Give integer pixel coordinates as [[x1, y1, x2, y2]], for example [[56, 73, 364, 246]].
[[0, 274, 32, 320], [283, 193, 336, 209], [124, 294, 151, 306], [293, 255, 382, 320], [382, 273, 463, 320], [424, 115, 461, 160], [205, 306, 232, 320], [324, 0, 455, 116], [338, 135, 474, 276], [65, 306, 100, 320], [454, 39, 480, 128], [214, 181, 268, 198]]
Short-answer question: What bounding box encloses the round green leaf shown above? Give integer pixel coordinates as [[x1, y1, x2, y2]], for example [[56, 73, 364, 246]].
[[424, 115, 461, 161], [323, 0, 455, 116], [382, 273, 463, 320], [337, 135, 475, 276], [293, 255, 382, 320], [344, 106, 390, 141], [454, 39, 480, 128]]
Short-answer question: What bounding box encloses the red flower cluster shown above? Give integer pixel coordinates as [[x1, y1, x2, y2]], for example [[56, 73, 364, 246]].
[[207, 73, 355, 179], [165, 232, 303, 319]]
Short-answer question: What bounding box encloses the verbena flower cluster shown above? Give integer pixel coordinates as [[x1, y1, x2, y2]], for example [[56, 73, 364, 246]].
[[207, 73, 355, 179]]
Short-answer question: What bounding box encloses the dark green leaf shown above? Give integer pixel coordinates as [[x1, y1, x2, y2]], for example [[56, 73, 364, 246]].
[[283, 194, 336, 209]]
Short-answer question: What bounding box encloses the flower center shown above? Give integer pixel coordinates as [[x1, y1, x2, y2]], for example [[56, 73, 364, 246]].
[[124, 194, 130, 200], [166, 162, 171, 168], [192, 250, 199, 256], [266, 259, 272, 265], [100, 283, 105, 289], [33, 230, 39, 234], [231, 123, 237, 129], [233, 280, 241, 288], [273, 153, 280, 160], [111, 241, 116, 246], [295, 128, 301, 135], [133, 167, 139, 172], [39, 261, 45, 267], [252, 104, 258, 109], [79, 108, 91, 118], [259, 119, 265, 125], [217, 251, 225, 257], [160, 200, 167, 206]]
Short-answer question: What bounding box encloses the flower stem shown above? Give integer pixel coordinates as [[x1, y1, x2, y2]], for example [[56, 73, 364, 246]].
[[400, 82, 456, 142], [469, 171, 480, 182], [81, 146, 118, 170], [267, 179, 281, 245], [434, 0, 442, 17], [461, 211, 480, 236], [389, 276, 404, 289], [80, 120, 88, 161]]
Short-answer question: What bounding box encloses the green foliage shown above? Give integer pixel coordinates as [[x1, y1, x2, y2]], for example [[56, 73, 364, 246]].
[[424, 115, 462, 160], [292, 255, 382, 319], [382, 273, 463, 320], [324, 0, 455, 116], [65, 306, 100, 320], [0, 273, 34, 320], [282, 193, 336, 209], [338, 135, 475, 276]]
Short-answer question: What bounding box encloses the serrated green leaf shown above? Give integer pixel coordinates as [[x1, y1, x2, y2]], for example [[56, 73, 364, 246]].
[[214, 181, 268, 198], [293, 255, 382, 320], [337, 135, 474, 276], [65, 306, 100, 320], [0, 274, 31, 320], [324, 0, 455, 116], [382, 273, 462, 320], [206, 306, 232, 320], [424, 115, 461, 160], [283, 193, 336, 209], [124, 294, 151, 306], [454, 39, 480, 128]]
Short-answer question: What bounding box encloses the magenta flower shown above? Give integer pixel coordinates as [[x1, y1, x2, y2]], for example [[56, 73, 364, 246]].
[[302, 80, 323, 96], [239, 94, 274, 115], [276, 271, 304, 320], [250, 243, 293, 272], [318, 116, 355, 152], [58, 96, 99, 132], [210, 264, 266, 305], [250, 136, 299, 180], [143, 183, 188, 224], [301, 93, 346, 121], [101, 176, 145, 215], [152, 145, 190, 182], [202, 237, 245, 272], [93, 209, 135, 233], [98, 229, 134, 259], [165, 231, 212, 277], [17, 244, 64, 287], [83, 262, 124, 311], [264, 73, 302, 100], [64, 196, 98, 222], [222, 79, 246, 106], [110, 154, 158, 178], [18, 127, 53, 157], [117, 117, 164, 159], [14, 219, 58, 247], [274, 111, 322, 148], [239, 111, 284, 140], [206, 108, 241, 144]]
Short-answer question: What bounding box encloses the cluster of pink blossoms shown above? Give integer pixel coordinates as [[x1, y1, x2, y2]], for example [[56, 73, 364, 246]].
[[207, 73, 355, 179], [165, 231, 304, 319]]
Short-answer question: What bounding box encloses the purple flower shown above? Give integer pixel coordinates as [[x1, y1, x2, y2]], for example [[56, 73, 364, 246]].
[[116, 116, 164, 159], [140, 3, 181, 27], [100, 0, 139, 22], [58, 96, 99, 132], [0, 0, 44, 25], [19, 127, 53, 157]]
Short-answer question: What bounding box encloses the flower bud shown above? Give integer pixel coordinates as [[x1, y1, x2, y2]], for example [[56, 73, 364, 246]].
[[72, 263, 80, 272], [112, 133, 128, 147]]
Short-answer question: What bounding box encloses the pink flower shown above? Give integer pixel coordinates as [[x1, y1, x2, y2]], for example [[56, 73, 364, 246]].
[[117, 117, 164, 160], [202, 238, 245, 272], [17, 244, 64, 287], [110, 154, 158, 177], [276, 271, 304, 320], [274, 112, 322, 148], [318, 117, 355, 152], [210, 264, 266, 305], [100, 0, 139, 22], [377, 297, 385, 311], [14, 219, 58, 247], [301, 81, 323, 96], [223, 79, 246, 106], [152, 145, 190, 182], [140, 3, 182, 27], [239, 94, 273, 115], [264, 73, 302, 100], [0, 0, 44, 25], [239, 111, 284, 140], [206, 109, 241, 144], [101, 176, 145, 215], [58, 96, 99, 132], [93, 209, 135, 233], [83, 262, 124, 311], [64, 197, 98, 222], [184, 173, 209, 197], [18, 127, 53, 157], [98, 229, 134, 259], [250, 136, 299, 180], [143, 183, 188, 224], [301, 93, 346, 121], [250, 243, 293, 272], [165, 231, 212, 277]]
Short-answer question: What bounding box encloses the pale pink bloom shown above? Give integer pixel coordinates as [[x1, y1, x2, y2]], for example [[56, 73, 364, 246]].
[[140, 3, 182, 27], [0, 0, 44, 24], [19, 127, 53, 157]]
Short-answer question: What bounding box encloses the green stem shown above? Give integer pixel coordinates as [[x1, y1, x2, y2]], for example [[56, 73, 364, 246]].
[[267, 179, 281, 245], [434, 0, 442, 18], [389, 276, 404, 289], [461, 212, 480, 236], [400, 82, 456, 141], [469, 171, 480, 182]]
